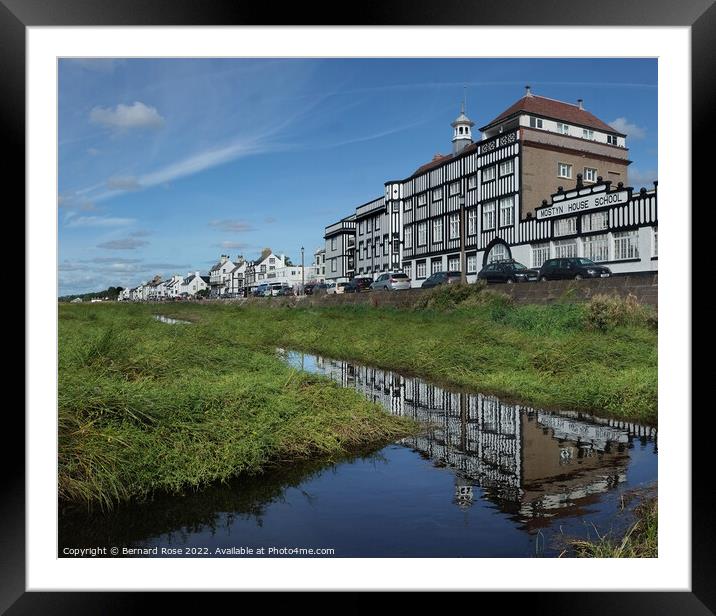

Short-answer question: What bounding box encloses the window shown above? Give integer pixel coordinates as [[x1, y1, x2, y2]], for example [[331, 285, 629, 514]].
[[418, 222, 427, 246], [416, 261, 427, 279], [499, 159, 514, 176], [331, 258, 337, 272], [432, 218, 443, 242], [383, 236, 389, 256], [467, 254, 477, 273], [529, 116, 543, 129], [467, 208, 477, 235], [432, 187, 443, 201], [404, 263, 412, 279], [482, 201, 496, 230], [499, 196, 514, 227], [653, 227, 658, 257], [583, 129, 595, 140], [482, 166, 496, 182], [374, 217, 380, 231], [392, 201, 400, 212], [417, 193, 427, 206], [581, 210, 608, 232], [467, 174, 477, 190], [448, 256, 460, 271], [554, 216, 577, 236], [607, 134, 618, 146], [405, 198, 413, 211], [449, 181, 461, 196], [613, 230, 640, 260], [557, 122, 570, 135], [431, 258, 442, 274], [449, 213, 460, 239], [331, 237, 337, 251], [487, 243, 508, 263], [554, 239, 577, 258], [269, 257, 275, 264], [404, 226, 413, 248], [583, 234, 609, 262], [374, 240, 380, 257], [531, 243, 550, 268], [558, 162, 573, 178], [583, 167, 598, 183], [359, 221, 364, 235]]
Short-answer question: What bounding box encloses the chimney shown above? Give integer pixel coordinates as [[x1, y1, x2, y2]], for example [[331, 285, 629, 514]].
[[577, 98, 584, 110], [195, 271, 200, 277], [220, 255, 228, 264], [525, 85, 532, 97]]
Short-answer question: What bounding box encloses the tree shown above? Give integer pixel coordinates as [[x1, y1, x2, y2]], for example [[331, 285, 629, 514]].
[[260, 247, 272, 261], [284, 256, 294, 266]]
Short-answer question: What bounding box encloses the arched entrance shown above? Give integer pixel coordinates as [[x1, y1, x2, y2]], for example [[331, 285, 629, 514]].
[[483, 238, 512, 266]]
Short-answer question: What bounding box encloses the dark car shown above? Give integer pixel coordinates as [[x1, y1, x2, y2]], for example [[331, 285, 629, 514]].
[[538, 257, 612, 281], [276, 286, 295, 297], [344, 277, 373, 293], [421, 271, 463, 289], [310, 282, 331, 295], [477, 260, 539, 283]]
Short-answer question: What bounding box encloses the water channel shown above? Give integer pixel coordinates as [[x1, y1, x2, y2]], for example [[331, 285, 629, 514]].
[[59, 349, 657, 558]]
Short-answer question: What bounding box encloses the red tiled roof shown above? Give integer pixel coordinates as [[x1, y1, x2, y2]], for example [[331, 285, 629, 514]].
[[480, 95, 623, 136], [410, 142, 479, 177]]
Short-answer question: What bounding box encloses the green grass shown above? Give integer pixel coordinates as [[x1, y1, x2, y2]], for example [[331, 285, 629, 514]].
[[572, 498, 658, 558], [58, 304, 418, 508], [59, 291, 657, 507]]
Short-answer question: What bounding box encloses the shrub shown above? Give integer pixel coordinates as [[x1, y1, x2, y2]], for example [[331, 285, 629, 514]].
[[584, 293, 657, 331], [414, 281, 512, 312]]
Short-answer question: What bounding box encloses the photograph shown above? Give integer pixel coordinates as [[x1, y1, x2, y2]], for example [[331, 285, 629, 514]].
[[56, 57, 660, 560]]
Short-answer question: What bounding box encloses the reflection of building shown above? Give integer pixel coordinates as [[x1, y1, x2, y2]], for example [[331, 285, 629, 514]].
[[298, 352, 657, 529]]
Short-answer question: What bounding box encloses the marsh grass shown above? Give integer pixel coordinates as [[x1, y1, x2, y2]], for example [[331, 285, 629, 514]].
[[571, 498, 658, 558]]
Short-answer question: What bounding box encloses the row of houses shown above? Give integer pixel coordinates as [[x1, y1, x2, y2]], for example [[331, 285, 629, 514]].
[[119, 248, 328, 301], [323, 88, 658, 285]]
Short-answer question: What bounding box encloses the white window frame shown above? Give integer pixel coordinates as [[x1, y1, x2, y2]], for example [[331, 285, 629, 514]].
[[416, 261, 427, 279], [417, 222, 427, 246], [432, 218, 443, 243], [499, 159, 514, 176], [431, 258, 443, 274], [466, 254, 477, 274], [331, 237, 337, 251], [404, 225, 413, 249], [582, 128, 595, 140], [613, 230, 640, 260], [331, 258, 337, 272], [482, 201, 496, 230], [467, 208, 477, 235], [448, 256, 460, 272], [607, 134, 618, 145], [653, 226, 658, 257], [583, 167, 598, 183], [487, 243, 508, 263], [449, 181, 461, 196], [581, 210, 608, 232], [554, 216, 577, 237], [499, 196, 514, 227], [448, 213, 460, 239], [529, 116, 543, 129], [582, 233, 610, 262], [482, 165, 496, 182], [554, 239, 577, 258], [558, 162, 573, 179], [467, 174, 477, 190], [531, 243, 550, 268], [432, 187, 443, 202], [404, 263, 412, 280], [417, 193, 427, 207], [557, 122, 570, 135]]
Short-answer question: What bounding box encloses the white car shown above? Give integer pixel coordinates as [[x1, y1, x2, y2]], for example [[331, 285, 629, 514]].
[[326, 282, 348, 295]]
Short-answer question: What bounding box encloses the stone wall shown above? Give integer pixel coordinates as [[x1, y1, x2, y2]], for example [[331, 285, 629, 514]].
[[212, 273, 657, 309]]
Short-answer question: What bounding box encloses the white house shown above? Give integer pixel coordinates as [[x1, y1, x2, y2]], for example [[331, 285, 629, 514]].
[[208, 255, 236, 297], [180, 272, 209, 297], [163, 275, 184, 299]]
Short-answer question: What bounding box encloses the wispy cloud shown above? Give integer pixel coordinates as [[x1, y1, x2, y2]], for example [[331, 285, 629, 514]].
[[97, 238, 149, 250], [107, 176, 142, 191], [65, 216, 135, 228], [609, 117, 647, 140], [217, 241, 250, 250], [208, 219, 254, 233], [90, 101, 165, 131]]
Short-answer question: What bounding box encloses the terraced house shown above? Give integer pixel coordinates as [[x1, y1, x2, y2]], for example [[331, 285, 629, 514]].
[[324, 87, 657, 285]]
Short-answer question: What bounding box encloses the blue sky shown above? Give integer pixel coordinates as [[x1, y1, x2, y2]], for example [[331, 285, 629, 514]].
[[58, 58, 657, 295]]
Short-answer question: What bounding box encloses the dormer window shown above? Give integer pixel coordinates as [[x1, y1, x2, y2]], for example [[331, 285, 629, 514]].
[[529, 116, 543, 129], [557, 122, 570, 135], [607, 134, 618, 145], [583, 128, 594, 140]]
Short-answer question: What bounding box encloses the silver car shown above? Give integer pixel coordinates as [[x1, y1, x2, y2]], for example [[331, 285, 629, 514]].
[[370, 272, 411, 291]]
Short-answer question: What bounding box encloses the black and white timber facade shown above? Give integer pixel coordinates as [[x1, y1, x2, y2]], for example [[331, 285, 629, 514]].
[[323, 91, 657, 284]]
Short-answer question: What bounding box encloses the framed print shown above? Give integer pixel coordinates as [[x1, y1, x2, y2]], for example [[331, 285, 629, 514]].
[[8, 0, 706, 609]]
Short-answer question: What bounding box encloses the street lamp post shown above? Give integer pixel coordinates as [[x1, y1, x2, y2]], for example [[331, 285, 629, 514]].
[[301, 246, 305, 294], [459, 195, 467, 285]]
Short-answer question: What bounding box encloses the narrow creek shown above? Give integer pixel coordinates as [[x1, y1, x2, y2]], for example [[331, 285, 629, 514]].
[[59, 349, 657, 558]]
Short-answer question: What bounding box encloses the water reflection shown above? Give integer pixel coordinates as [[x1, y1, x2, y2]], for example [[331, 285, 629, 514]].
[[280, 349, 657, 530], [154, 314, 191, 325]]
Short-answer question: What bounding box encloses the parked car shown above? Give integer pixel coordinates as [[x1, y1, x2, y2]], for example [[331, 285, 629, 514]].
[[344, 277, 373, 293], [310, 282, 331, 295], [370, 272, 411, 291], [276, 286, 295, 297], [304, 282, 317, 295], [421, 271, 463, 289], [253, 283, 271, 297], [325, 282, 348, 295], [538, 257, 612, 281], [477, 260, 539, 283]]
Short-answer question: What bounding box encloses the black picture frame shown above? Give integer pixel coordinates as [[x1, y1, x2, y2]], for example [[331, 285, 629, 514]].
[[8, 0, 704, 609]]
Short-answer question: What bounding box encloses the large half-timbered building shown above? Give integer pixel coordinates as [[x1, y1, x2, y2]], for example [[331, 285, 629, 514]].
[[324, 88, 657, 284]]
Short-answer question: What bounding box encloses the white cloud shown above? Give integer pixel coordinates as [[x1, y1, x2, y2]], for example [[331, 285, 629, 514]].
[[209, 219, 254, 233], [65, 216, 135, 228], [90, 101, 165, 131], [609, 117, 647, 140]]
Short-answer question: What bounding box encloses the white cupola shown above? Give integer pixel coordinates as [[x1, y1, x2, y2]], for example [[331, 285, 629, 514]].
[[451, 100, 475, 155]]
